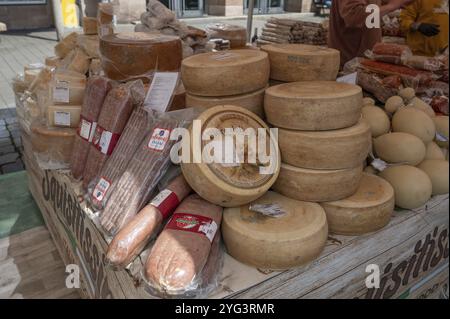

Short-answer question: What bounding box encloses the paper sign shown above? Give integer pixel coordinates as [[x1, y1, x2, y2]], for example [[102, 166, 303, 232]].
[[53, 80, 70, 103], [337, 72, 357, 85], [144, 72, 179, 113]]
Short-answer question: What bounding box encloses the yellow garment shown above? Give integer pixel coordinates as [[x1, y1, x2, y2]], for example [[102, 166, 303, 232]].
[[400, 0, 449, 56]]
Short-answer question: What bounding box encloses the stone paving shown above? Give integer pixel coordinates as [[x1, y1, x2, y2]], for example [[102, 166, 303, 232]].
[[0, 108, 24, 174]]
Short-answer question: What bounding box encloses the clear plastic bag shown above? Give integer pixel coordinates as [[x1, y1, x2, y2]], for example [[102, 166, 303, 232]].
[[365, 43, 412, 65]]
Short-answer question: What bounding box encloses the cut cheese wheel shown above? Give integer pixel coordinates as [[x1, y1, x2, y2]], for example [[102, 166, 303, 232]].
[[181, 50, 270, 97], [374, 132, 426, 166], [83, 17, 98, 35], [185, 87, 266, 118], [206, 23, 247, 48], [24, 69, 41, 84], [100, 32, 182, 81], [181, 105, 280, 207], [425, 142, 446, 160], [417, 160, 449, 195], [261, 44, 340, 82], [361, 105, 391, 138], [379, 165, 432, 209], [321, 173, 395, 236], [265, 81, 363, 131], [278, 119, 371, 170], [273, 163, 363, 202], [60, 48, 90, 75], [434, 116, 449, 148], [77, 35, 100, 58], [392, 107, 436, 143], [54, 32, 78, 58], [31, 124, 76, 163], [45, 56, 61, 68], [51, 81, 85, 106], [47, 105, 81, 128], [222, 191, 328, 270]]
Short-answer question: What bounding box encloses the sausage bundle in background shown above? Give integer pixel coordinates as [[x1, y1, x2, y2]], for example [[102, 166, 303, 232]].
[[106, 174, 192, 269], [71, 76, 112, 180], [144, 194, 223, 298], [82, 84, 134, 189]]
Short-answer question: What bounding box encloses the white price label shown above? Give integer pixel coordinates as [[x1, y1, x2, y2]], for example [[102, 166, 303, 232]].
[[93, 178, 111, 202], [371, 158, 388, 172], [337, 72, 357, 85], [151, 189, 173, 207], [54, 111, 71, 126], [436, 132, 448, 142], [89, 122, 97, 143], [144, 72, 179, 113], [80, 119, 92, 140], [98, 130, 113, 154], [53, 80, 70, 103], [148, 128, 171, 151], [199, 221, 218, 242]]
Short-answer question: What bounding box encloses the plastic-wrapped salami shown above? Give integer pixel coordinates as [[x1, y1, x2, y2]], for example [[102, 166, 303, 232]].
[[404, 55, 447, 72], [71, 76, 111, 180], [82, 84, 134, 189], [144, 194, 223, 298], [368, 43, 412, 65], [106, 174, 192, 269]]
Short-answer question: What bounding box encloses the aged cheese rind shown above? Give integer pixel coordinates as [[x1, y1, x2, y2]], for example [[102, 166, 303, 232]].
[[181, 50, 270, 97], [31, 124, 76, 163], [206, 23, 247, 48], [321, 173, 395, 236], [265, 81, 363, 131], [374, 132, 426, 166], [222, 191, 328, 270], [273, 163, 363, 202], [261, 44, 340, 82], [278, 119, 371, 170]]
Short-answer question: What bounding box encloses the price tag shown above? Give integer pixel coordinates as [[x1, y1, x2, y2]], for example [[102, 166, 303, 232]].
[[147, 128, 171, 151], [53, 80, 70, 103], [337, 72, 357, 85], [54, 111, 71, 126], [199, 221, 218, 242], [144, 72, 179, 113], [371, 158, 388, 172]]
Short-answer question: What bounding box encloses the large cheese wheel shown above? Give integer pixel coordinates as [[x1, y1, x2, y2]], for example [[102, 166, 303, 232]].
[[273, 163, 363, 202], [181, 50, 270, 97], [206, 23, 247, 48], [392, 107, 436, 143], [321, 174, 395, 236], [379, 165, 432, 209], [185, 87, 266, 118], [374, 132, 426, 166], [434, 116, 449, 148], [100, 32, 182, 81], [265, 81, 363, 131], [181, 105, 280, 207], [417, 160, 449, 195], [361, 105, 391, 138], [222, 191, 328, 270], [261, 44, 340, 82], [425, 142, 446, 160], [278, 119, 371, 170], [31, 124, 76, 163]]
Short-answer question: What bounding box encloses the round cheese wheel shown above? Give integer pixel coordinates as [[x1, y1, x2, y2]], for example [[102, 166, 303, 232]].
[[180, 105, 280, 207], [417, 160, 449, 195], [374, 132, 426, 166], [206, 23, 247, 48], [100, 32, 182, 81], [379, 165, 432, 209], [265, 81, 363, 131], [425, 142, 446, 161], [261, 44, 340, 82], [392, 107, 436, 143], [321, 173, 394, 236], [273, 163, 363, 202], [181, 50, 270, 97], [278, 119, 371, 170], [31, 124, 76, 163], [222, 191, 328, 270], [185, 87, 266, 118], [434, 116, 449, 148], [362, 105, 391, 138]]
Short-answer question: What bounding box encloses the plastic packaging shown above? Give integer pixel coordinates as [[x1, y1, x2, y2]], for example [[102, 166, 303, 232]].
[[97, 2, 115, 38], [205, 23, 247, 49], [76, 34, 100, 59], [59, 48, 90, 75], [404, 55, 448, 72], [366, 43, 412, 65], [143, 195, 223, 298], [49, 69, 87, 106]]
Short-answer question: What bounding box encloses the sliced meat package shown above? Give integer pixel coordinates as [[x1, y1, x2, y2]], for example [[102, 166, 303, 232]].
[[71, 76, 112, 180], [82, 84, 134, 189], [144, 194, 223, 298], [106, 174, 192, 269], [99, 114, 184, 235]]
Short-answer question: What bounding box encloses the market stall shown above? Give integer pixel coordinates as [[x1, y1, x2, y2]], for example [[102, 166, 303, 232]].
[[13, 0, 449, 299]]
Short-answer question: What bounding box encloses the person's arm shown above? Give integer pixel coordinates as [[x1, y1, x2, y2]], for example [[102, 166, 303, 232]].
[[399, 1, 441, 37]]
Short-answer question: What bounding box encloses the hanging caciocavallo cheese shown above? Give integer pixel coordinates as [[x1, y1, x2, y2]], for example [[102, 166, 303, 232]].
[[278, 119, 371, 170], [181, 50, 270, 97], [222, 191, 328, 270], [392, 107, 436, 144], [373, 132, 426, 166], [265, 81, 363, 131], [180, 105, 280, 207], [185, 87, 266, 118], [321, 173, 395, 236], [100, 32, 182, 81], [273, 163, 363, 202], [417, 160, 449, 195], [261, 44, 340, 82]]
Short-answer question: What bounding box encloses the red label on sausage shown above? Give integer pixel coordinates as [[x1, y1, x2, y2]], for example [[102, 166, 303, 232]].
[[92, 125, 121, 155], [150, 189, 180, 219], [165, 213, 218, 242]]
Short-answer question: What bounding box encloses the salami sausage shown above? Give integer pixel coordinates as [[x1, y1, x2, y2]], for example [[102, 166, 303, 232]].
[[144, 195, 223, 296], [106, 175, 192, 269], [71, 76, 111, 180]]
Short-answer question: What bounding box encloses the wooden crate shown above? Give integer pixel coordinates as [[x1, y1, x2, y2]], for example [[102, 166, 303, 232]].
[[18, 111, 449, 299]]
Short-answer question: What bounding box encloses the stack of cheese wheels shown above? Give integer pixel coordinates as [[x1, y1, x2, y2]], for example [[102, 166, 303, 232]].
[[261, 44, 340, 82], [222, 191, 328, 270], [180, 105, 280, 207], [269, 81, 371, 202], [182, 50, 270, 118]]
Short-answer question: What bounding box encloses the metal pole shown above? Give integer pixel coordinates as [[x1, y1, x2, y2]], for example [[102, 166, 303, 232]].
[[51, 0, 65, 41], [246, 0, 255, 42]]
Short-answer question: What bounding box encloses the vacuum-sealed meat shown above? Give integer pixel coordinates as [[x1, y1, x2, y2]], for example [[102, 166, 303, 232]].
[[370, 42, 412, 65]]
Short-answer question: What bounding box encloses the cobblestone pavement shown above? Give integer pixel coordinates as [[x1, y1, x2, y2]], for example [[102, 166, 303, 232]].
[[0, 108, 24, 174]]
